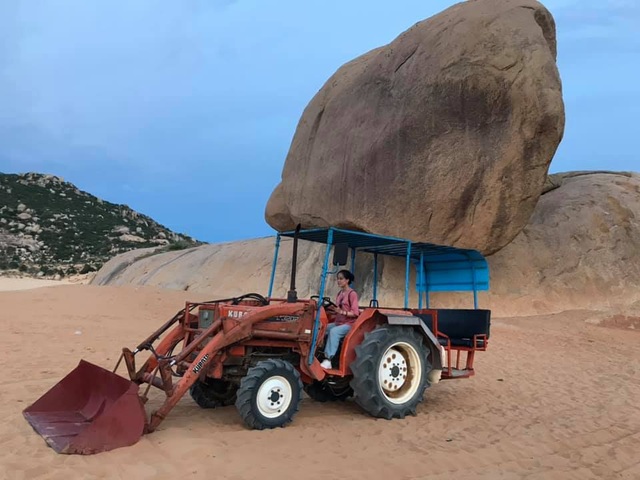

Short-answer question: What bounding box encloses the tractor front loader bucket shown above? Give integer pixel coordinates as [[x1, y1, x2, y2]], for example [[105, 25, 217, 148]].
[[23, 359, 146, 455]]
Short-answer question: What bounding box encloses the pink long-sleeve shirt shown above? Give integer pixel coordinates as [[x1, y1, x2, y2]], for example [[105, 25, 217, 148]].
[[334, 288, 360, 325]]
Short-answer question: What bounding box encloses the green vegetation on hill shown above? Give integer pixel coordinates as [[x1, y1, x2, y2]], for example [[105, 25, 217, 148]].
[[0, 172, 203, 277]]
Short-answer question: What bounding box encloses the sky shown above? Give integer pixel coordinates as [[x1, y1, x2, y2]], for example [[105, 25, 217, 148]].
[[0, 0, 638, 243]]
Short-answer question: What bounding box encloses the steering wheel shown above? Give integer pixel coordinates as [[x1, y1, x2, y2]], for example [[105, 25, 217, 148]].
[[310, 295, 338, 309]]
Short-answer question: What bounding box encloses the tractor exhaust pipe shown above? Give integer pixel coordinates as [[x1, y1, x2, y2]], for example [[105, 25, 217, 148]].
[[287, 224, 301, 303]]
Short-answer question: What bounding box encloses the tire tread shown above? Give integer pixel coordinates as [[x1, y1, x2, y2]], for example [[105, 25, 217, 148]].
[[235, 359, 303, 430], [350, 326, 430, 419]]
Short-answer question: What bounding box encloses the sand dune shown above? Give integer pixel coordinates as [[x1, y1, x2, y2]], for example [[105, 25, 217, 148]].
[[1, 284, 639, 479]]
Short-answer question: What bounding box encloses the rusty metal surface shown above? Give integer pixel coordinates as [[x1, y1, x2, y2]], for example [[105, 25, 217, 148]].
[[23, 360, 146, 454]]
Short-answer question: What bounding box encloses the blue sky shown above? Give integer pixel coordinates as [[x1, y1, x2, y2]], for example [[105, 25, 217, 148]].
[[0, 0, 638, 243]]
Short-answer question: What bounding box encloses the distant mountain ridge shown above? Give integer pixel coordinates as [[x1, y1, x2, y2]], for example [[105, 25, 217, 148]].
[[0, 172, 202, 277]]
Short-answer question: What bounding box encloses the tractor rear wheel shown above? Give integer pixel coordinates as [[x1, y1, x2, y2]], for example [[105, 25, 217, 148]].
[[190, 379, 238, 408], [235, 359, 303, 430], [350, 326, 430, 419]]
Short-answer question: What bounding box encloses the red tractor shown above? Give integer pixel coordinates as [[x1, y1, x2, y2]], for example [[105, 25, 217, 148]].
[[23, 227, 491, 454]]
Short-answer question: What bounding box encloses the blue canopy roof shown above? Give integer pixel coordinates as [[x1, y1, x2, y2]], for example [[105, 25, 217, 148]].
[[280, 227, 489, 300]]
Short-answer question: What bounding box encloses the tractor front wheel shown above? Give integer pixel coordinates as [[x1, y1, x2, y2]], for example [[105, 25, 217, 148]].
[[350, 326, 430, 419], [235, 359, 303, 430]]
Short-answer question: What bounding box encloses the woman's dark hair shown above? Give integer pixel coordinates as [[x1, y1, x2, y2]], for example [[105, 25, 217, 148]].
[[337, 269, 355, 285]]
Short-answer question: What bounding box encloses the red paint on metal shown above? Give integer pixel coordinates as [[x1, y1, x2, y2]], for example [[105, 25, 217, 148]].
[[23, 360, 145, 454]]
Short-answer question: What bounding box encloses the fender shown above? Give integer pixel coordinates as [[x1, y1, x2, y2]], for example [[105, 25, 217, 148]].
[[385, 315, 444, 372], [337, 308, 444, 376], [336, 309, 386, 376]]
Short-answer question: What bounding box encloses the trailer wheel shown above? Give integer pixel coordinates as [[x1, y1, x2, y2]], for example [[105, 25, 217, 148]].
[[304, 381, 353, 402], [235, 359, 303, 430], [190, 379, 238, 408], [350, 326, 430, 419]]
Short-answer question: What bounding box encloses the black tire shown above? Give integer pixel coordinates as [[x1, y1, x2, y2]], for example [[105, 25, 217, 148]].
[[235, 359, 303, 430], [190, 379, 238, 408], [350, 326, 430, 419], [304, 381, 353, 402]]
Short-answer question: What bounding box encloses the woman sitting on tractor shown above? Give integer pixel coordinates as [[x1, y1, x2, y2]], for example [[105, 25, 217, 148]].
[[320, 269, 360, 369]]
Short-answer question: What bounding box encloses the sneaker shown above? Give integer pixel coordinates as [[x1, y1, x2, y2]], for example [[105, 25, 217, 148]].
[[320, 359, 332, 369]]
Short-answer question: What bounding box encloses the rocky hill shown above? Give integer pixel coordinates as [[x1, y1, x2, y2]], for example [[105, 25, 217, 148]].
[[0, 172, 202, 278]]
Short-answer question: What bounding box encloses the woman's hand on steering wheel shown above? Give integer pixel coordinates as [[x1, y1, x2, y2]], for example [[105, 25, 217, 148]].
[[310, 295, 337, 309]]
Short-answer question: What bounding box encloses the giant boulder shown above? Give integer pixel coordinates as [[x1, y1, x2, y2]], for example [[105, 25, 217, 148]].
[[265, 0, 565, 255]]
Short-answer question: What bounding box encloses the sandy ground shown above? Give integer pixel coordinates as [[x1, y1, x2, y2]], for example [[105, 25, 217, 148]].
[[0, 277, 72, 291], [0, 283, 639, 480], [0, 275, 92, 292]]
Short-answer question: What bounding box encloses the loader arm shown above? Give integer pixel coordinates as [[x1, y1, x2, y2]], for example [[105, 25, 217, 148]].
[[121, 322, 186, 382]]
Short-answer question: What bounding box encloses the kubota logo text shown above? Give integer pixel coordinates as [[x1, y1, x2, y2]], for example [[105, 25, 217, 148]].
[[192, 354, 210, 373]]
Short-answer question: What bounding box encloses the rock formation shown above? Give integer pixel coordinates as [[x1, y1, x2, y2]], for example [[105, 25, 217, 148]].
[[482, 171, 640, 315], [95, 172, 640, 317], [265, 0, 565, 255]]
